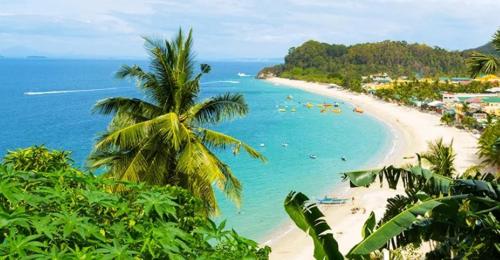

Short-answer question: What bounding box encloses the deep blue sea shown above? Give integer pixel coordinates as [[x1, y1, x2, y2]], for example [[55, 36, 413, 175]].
[[0, 59, 391, 241]]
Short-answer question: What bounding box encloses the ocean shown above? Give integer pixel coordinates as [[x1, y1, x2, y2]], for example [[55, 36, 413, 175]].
[[0, 59, 392, 241]]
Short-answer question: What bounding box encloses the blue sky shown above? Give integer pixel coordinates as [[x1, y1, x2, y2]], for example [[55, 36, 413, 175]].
[[0, 0, 498, 59]]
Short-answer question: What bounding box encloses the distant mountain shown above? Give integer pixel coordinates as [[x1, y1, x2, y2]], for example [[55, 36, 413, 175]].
[[466, 42, 499, 56], [259, 40, 470, 81], [26, 56, 48, 59]]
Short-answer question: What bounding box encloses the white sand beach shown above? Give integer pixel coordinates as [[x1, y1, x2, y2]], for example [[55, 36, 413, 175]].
[[264, 77, 480, 259]]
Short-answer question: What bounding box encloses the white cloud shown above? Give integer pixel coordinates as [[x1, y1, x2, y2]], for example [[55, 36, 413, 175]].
[[0, 0, 498, 58]]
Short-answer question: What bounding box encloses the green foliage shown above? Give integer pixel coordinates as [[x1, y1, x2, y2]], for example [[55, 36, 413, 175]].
[[284, 192, 343, 260], [420, 138, 456, 177], [2, 145, 74, 173], [467, 29, 500, 78], [440, 113, 455, 126], [343, 166, 499, 259], [478, 120, 500, 169], [461, 115, 480, 130], [0, 165, 270, 259], [373, 80, 494, 105], [261, 40, 473, 84], [347, 194, 468, 257], [88, 29, 265, 215], [342, 73, 362, 92], [286, 162, 499, 259]]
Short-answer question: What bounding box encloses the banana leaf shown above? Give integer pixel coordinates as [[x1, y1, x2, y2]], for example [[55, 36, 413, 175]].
[[361, 212, 376, 239], [347, 194, 469, 256], [284, 191, 343, 260]]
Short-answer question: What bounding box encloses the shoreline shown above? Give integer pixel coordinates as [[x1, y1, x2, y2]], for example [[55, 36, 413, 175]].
[[262, 77, 480, 259]]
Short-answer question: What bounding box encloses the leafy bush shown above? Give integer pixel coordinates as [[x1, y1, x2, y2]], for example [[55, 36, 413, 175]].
[[2, 145, 73, 173], [0, 166, 270, 259]]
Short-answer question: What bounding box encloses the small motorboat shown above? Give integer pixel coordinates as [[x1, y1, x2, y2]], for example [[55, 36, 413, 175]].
[[259, 143, 265, 147], [305, 102, 313, 108], [333, 102, 339, 107], [237, 72, 249, 77], [318, 197, 350, 205], [286, 95, 293, 100], [309, 154, 317, 159], [332, 108, 341, 113], [278, 108, 286, 112], [341, 156, 347, 161], [291, 107, 297, 112], [281, 143, 288, 147]]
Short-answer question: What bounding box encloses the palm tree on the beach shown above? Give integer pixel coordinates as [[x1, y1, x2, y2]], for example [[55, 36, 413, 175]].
[[88, 29, 265, 214], [467, 29, 499, 78], [420, 138, 456, 177]]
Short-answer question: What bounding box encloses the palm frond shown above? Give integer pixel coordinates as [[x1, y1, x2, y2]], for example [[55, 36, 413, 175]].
[[467, 52, 499, 78], [95, 113, 176, 151], [93, 97, 162, 119], [190, 93, 249, 125], [198, 128, 265, 161]]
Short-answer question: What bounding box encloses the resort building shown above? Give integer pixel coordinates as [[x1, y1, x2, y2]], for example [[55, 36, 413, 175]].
[[439, 77, 473, 84], [441, 93, 498, 104], [369, 73, 392, 83], [481, 96, 500, 116]]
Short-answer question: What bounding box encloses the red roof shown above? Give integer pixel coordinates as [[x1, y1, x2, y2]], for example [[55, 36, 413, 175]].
[[465, 97, 482, 103]]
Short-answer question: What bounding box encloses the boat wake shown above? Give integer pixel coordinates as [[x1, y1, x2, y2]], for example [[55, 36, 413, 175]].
[[24, 87, 119, 96], [237, 72, 252, 77], [201, 80, 240, 85]]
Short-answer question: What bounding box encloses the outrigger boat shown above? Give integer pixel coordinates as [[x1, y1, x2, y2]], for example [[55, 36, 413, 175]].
[[318, 196, 350, 205]]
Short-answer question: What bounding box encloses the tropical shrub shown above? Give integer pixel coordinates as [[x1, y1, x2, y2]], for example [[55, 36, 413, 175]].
[[285, 164, 499, 259], [2, 145, 74, 173], [440, 113, 455, 126], [420, 138, 456, 177], [0, 165, 270, 259], [478, 120, 500, 170]]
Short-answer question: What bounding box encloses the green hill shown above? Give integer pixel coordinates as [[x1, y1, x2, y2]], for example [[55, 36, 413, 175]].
[[258, 40, 473, 82], [467, 42, 499, 56]]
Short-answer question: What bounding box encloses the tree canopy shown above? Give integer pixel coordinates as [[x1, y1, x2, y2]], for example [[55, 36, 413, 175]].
[[259, 40, 486, 83]]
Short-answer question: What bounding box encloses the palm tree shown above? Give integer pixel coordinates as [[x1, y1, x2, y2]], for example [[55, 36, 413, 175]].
[[478, 121, 500, 171], [467, 29, 499, 78], [420, 138, 456, 177], [88, 29, 265, 214]]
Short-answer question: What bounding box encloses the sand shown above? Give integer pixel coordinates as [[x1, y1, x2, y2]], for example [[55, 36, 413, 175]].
[[263, 77, 480, 259]]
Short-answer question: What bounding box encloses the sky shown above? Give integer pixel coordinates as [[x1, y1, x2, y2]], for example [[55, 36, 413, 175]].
[[0, 0, 498, 59]]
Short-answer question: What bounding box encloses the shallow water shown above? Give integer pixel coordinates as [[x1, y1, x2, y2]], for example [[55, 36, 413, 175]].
[[0, 59, 391, 240]]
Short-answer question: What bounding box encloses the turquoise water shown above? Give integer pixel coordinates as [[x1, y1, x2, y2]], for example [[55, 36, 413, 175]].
[[0, 59, 391, 241]]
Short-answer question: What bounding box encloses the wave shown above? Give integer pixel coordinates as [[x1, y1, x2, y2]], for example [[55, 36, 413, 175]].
[[24, 87, 119, 96], [201, 80, 240, 85]]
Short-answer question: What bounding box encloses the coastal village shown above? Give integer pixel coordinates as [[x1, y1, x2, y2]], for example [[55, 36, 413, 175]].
[[362, 73, 500, 129]]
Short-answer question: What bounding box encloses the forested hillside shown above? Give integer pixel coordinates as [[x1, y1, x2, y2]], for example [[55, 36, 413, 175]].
[[259, 40, 474, 83]]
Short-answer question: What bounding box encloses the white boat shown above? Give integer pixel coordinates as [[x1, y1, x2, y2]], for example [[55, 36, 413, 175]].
[[309, 154, 317, 159], [238, 72, 250, 77]]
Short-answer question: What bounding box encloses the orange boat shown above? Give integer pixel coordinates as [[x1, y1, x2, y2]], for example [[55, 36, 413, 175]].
[[353, 107, 364, 113]]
